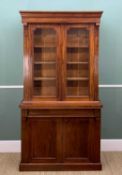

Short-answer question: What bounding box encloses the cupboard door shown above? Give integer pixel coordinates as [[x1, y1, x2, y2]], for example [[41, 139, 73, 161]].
[[62, 25, 94, 100], [30, 25, 61, 100], [27, 117, 60, 163], [62, 118, 89, 163]]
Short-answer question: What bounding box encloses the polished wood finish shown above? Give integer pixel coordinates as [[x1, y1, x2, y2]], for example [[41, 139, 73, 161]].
[[20, 11, 103, 171]]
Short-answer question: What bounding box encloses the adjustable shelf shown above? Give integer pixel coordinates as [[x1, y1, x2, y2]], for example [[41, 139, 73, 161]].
[[67, 45, 89, 48], [67, 77, 89, 81], [34, 77, 56, 81], [34, 44, 56, 48], [34, 61, 56, 64], [67, 61, 88, 64]]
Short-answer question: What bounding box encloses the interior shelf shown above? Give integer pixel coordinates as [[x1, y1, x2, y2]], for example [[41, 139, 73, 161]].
[[67, 61, 88, 64], [67, 95, 88, 98], [67, 45, 89, 48], [34, 61, 56, 64], [67, 77, 89, 81], [34, 77, 56, 81], [34, 45, 56, 48]]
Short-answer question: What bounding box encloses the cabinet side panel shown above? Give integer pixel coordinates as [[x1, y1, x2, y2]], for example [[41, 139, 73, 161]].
[[23, 25, 32, 100], [21, 110, 30, 163], [88, 110, 101, 162]]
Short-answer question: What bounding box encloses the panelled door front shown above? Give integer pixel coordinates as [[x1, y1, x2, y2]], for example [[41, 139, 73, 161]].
[[29, 25, 62, 101], [62, 25, 95, 101]]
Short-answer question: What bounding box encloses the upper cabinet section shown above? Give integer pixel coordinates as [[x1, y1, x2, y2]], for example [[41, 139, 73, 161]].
[[20, 11, 102, 102]]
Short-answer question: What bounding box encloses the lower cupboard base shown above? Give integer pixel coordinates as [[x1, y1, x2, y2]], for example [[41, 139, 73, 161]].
[[19, 162, 102, 171], [20, 107, 102, 171]]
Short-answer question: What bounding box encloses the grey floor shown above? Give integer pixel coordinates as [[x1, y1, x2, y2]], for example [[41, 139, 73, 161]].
[[0, 152, 122, 175]]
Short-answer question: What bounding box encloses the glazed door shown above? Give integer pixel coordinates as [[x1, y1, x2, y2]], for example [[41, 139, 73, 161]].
[[62, 25, 94, 100], [30, 25, 61, 100]]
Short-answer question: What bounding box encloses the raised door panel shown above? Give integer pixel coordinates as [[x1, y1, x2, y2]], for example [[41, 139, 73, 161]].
[[28, 117, 58, 163], [29, 25, 61, 100], [63, 118, 89, 162]]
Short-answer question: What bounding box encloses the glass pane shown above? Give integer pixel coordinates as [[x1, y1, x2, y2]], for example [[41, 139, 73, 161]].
[[33, 28, 57, 97], [66, 28, 89, 97]]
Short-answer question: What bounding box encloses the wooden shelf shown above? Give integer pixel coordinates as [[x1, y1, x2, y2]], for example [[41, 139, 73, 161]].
[[67, 95, 88, 98], [34, 61, 56, 64], [67, 61, 88, 64], [67, 77, 89, 81], [34, 44, 56, 48], [67, 45, 89, 48], [33, 95, 56, 98], [34, 77, 56, 81]]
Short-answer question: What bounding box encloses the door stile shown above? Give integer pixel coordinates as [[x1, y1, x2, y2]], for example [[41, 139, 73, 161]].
[[89, 25, 95, 100], [61, 25, 67, 100], [57, 25, 63, 101]]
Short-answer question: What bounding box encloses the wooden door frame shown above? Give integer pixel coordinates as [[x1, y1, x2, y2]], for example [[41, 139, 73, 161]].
[[61, 24, 95, 101], [28, 24, 62, 101]]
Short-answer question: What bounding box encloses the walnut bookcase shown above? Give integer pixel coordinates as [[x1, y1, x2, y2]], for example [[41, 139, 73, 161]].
[[19, 11, 103, 171]]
